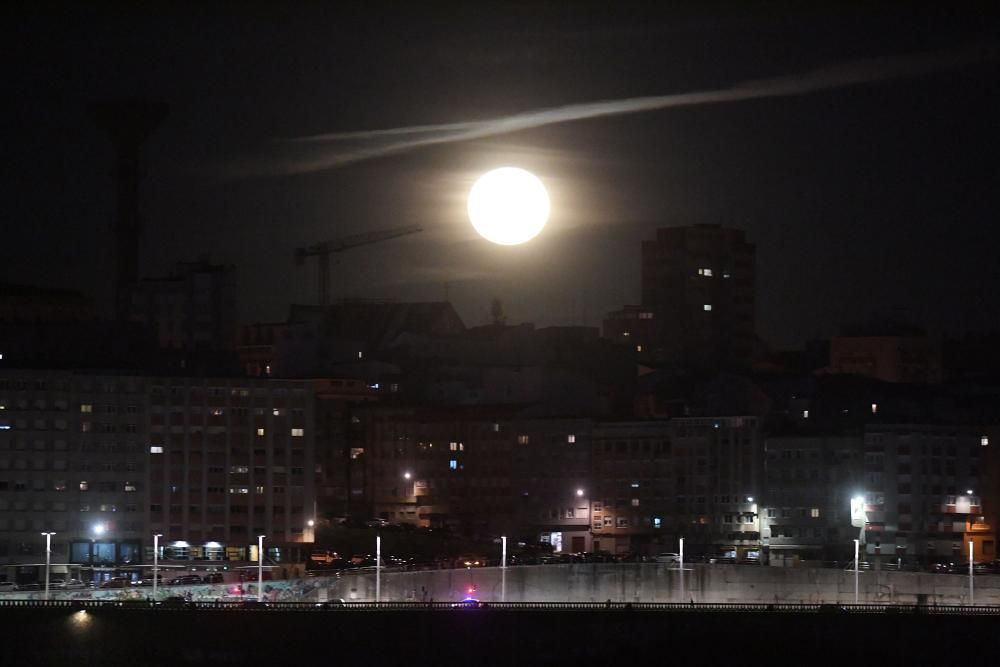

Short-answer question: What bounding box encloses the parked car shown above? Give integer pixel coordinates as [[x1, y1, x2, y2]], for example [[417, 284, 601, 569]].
[[451, 597, 486, 608], [655, 552, 680, 563], [52, 578, 87, 589], [366, 518, 389, 528], [202, 572, 224, 584], [0, 582, 17, 592], [100, 577, 132, 589], [167, 574, 202, 586], [458, 554, 486, 567]]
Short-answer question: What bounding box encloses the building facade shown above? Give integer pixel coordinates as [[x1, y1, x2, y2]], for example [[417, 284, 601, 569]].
[[0, 371, 149, 582], [604, 224, 755, 370]]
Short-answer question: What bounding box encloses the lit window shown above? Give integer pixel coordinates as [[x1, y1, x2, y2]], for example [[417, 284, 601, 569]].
[[631, 482, 640, 488], [698, 268, 713, 277], [567, 434, 576, 443], [517, 435, 529, 445], [230, 465, 249, 474], [623, 331, 630, 337], [150, 445, 163, 454], [636, 345, 642, 352], [81, 422, 91, 432], [291, 428, 304, 437], [982, 436, 990, 447], [255, 486, 265, 494], [229, 487, 249, 494], [124, 482, 137, 493], [80, 404, 92, 413], [79, 481, 89, 492], [723, 272, 731, 279], [358, 351, 363, 359], [653, 517, 662, 529], [449, 442, 458, 451], [703, 304, 712, 311], [802, 410, 809, 419], [449, 460, 457, 470], [492, 423, 500, 432], [810, 508, 820, 518], [871, 403, 878, 415], [638, 312, 653, 319], [256, 428, 265, 437], [631, 498, 640, 507], [210, 408, 224, 416]]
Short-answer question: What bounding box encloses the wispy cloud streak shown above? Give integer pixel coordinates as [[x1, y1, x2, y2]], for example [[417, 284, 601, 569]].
[[254, 46, 995, 176]]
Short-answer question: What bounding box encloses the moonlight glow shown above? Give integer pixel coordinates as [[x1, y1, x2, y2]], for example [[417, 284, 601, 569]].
[[467, 167, 550, 245]]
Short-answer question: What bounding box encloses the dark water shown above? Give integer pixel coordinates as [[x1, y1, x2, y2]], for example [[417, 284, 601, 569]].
[[2, 607, 996, 665]]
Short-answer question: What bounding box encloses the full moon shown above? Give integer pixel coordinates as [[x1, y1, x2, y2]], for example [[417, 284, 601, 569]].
[[467, 167, 550, 245]]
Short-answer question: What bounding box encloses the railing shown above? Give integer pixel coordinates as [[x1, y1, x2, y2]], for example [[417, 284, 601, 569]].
[[1, 599, 999, 615]]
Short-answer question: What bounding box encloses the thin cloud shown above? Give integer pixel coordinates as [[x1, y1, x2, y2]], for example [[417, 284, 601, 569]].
[[235, 45, 995, 177]]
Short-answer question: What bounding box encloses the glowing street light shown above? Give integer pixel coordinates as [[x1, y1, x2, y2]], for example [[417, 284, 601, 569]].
[[375, 534, 382, 605], [257, 535, 266, 602], [41, 532, 55, 600], [576, 488, 584, 497], [969, 540, 975, 605], [501, 536, 507, 603], [403, 471, 412, 480], [92, 523, 106, 536], [153, 533, 162, 601], [853, 539, 860, 604], [307, 519, 315, 527]]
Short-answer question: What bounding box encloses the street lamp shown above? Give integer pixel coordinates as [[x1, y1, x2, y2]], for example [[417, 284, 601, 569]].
[[853, 539, 860, 604], [92, 523, 105, 536], [307, 519, 315, 528], [41, 532, 55, 601], [679, 537, 685, 602], [375, 534, 381, 605], [152, 534, 162, 601], [575, 488, 584, 497], [501, 535, 507, 603], [257, 535, 266, 603], [403, 471, 412, 480], [969, 540, 975, 605]]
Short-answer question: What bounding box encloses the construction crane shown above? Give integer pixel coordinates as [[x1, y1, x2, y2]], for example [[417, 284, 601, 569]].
[[294, 225, 422, 306]]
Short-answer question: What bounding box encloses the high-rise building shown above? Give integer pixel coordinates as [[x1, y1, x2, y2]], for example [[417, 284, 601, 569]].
[[606, 224, 755, 370], [130, 257, 237, 352]]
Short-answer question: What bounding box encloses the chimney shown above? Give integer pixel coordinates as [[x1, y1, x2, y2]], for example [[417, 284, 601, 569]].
[[93, 99, 168, 322]]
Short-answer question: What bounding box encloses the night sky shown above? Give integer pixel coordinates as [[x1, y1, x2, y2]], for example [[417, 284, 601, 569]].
[[5, 5, 999, 349]]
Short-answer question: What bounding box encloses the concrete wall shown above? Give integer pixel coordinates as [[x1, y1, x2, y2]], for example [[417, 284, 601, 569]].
[[325, 563, 1000, 606], [3, 564, 998, 606]]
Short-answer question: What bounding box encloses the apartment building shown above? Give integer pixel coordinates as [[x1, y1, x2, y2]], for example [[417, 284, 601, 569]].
[[0, 370, 149, 582], [148, 377, 316, 563]]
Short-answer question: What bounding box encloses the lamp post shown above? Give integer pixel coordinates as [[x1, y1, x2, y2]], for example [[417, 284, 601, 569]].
[[853, 539, 859, 604], [679, 537, 685, 603], [501, 535, 507, 603], [969, 540, 974, 605], [152, 533, 161, 601], [257, 535, 266, 603], [375, 534, 381, 605], [41, 532, 55, 601]]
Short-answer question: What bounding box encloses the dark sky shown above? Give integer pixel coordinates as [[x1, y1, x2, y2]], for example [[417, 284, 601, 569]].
[[5, 4, 1000, 348]]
